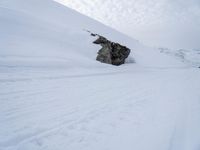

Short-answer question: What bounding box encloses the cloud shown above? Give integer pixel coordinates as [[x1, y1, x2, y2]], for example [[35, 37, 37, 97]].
[[55, 0, 200, 49]]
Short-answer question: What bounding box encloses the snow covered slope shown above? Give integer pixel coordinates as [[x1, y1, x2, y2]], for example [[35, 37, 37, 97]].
[[159, 48, 200, 67], [0, 0, 186, 68], [0, 0, 200, 150]]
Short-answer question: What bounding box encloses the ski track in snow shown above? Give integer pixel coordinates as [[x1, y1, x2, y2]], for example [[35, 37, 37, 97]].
[[0, 65, 200, 150]]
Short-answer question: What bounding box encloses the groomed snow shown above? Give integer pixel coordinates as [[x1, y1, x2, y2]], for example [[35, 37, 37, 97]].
[[0, 0, 200, 150]]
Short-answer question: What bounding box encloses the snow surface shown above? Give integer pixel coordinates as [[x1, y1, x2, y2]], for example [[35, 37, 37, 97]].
[[0, 0, 200, 150], [159, 48, 200, 67]]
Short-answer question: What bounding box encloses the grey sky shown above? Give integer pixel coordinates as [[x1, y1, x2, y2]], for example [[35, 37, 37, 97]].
[[55, 0, 200, 49]]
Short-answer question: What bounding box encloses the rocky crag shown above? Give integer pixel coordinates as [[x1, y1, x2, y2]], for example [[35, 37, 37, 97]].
[[91, 33, 131, 66]]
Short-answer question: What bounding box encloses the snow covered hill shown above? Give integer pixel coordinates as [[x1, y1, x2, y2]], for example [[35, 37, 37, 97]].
[[159, 48, 200, 67], [0, 0, 200, 150]]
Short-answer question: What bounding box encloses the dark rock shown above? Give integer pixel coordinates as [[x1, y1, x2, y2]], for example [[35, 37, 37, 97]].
[[91, 33, 96, 37], [93, 36, 108, 44], [92, 35, 131, 66]]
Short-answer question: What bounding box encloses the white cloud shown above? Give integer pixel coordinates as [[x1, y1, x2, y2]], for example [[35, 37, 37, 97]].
[[55, 0, 200, 49]]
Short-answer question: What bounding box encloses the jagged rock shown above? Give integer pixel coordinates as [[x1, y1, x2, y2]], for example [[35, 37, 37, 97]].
[[93, 36, 108, 44], [93, 35, 131, 66], [91, 33, 96, 37]]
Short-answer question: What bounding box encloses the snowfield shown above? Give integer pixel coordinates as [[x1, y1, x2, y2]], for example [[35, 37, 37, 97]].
[[159, 48, 200, 67], [0, 0, 200, 150]]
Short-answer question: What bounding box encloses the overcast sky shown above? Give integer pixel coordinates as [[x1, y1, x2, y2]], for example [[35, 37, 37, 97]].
[[55, 0, 200, 49]]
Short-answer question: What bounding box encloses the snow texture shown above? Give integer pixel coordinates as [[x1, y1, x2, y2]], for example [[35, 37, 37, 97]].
[[0, 0, 200, 150]]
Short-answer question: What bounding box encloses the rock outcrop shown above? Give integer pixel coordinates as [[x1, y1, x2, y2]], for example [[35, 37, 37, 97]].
[[92, 34, 131, 66]]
